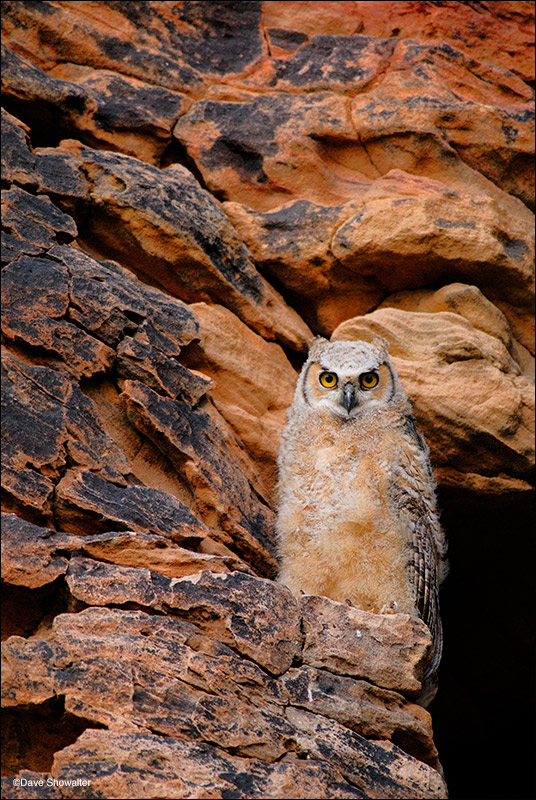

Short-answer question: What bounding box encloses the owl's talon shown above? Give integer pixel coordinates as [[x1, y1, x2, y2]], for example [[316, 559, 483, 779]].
[[380, 600, 399, 615], [345, 598, 353, 607]]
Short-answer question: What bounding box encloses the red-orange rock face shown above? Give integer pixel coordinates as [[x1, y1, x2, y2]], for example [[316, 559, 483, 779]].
[[1, 2, 534, 799]]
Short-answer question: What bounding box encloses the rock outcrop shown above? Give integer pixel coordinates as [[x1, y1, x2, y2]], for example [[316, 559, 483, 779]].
[[1, 2, 534, 799]]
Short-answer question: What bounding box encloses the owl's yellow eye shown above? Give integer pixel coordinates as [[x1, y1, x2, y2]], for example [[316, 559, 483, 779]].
[[319, 371, 338, 389], [360, 371, 379, 389]]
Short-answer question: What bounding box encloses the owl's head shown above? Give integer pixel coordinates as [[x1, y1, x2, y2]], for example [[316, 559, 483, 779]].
[[296, 336, 404, 419]]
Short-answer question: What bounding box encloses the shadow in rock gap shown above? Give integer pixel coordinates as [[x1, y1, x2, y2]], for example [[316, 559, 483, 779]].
[[432, 490, 535, 799]]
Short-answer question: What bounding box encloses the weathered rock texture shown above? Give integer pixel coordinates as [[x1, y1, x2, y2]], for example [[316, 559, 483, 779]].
[[1, 2, 534, 799]]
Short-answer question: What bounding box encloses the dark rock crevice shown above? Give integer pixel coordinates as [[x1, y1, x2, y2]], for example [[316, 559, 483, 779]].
[[1, 696, 106, 777]]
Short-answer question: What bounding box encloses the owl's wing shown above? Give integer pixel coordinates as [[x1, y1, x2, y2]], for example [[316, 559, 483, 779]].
[[407, 513, 443, 677], [388, 434, 444, 677]]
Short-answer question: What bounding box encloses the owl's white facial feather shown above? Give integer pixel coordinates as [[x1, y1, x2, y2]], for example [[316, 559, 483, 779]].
[[298, 339, 403, 420]]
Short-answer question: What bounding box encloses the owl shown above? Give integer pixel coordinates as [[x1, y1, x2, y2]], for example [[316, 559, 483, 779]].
[[276, 336, 448, 704]]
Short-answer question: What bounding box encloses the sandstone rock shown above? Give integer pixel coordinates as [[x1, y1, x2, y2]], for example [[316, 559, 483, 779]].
[[1, 524, 437, 766], [49, 729, 367, 799], [116, 336, 214, 404], [1, 241, 202, 371], [53, 66, 189, 164], [378, 282, 535, 379], [173, 91, 362, 210], [1, 237, 281, 571], [121, 380, 277, 571], [1, 606, 295, 757], [256, 33, 396, 94], [1, 597, 444, 795], [1, 353, 130, 521], [332, 304, 535, 497], [1, 513, 252, 589], [225, 168, 534, 337], [263, 0, 535, 82], [346, 39, 533, 209], [223, 197, 381, 335], [76, 373, 204, 518], [176, 40, 533, 210], [1, 772, 60, 799], [329, 172, 534, 334], [236, 31, 533, 207], [32, 141, 311, 351], [1, 107, 36, 187], [2, 43, 190, 165], [76, 531, 254, 578], [281, 665, 438, 767], [300, 595, 433, 696], [1, 514, 72, 589], [61, 564, 301, 675], [181, 302, 298, 495], [18, 153, 88, 221], [47, 244, 200, 351], [1, 43, 94, 141], [54, 470, 207, 545], [1, 189, 77, 266], [286, 707, 446, 799], [0, 1, 264, 91], [1, 257, 115, 379]]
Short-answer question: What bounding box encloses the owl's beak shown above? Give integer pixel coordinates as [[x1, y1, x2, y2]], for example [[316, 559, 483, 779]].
[[341, 382, 358, 412]]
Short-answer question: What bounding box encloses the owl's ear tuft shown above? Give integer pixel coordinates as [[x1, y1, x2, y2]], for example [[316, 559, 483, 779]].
[[308, 336, 329, 359]]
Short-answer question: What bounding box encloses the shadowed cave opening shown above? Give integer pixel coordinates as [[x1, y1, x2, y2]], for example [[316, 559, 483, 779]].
[[1, 577, 69, 641], [1, 696, 106, 776], [432, 488, 535, 800]]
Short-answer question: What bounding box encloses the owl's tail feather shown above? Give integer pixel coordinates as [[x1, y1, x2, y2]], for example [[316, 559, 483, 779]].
[[416, 670, 438, 708]]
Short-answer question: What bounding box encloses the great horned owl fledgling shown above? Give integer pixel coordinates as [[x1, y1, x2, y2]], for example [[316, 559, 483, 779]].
[[276, 336, 448, 704]]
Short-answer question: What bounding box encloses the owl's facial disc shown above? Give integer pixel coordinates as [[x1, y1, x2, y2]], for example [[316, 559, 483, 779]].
[[305, 360, 390, 418]]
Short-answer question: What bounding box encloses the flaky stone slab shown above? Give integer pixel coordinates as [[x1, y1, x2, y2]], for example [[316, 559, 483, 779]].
[[54, 470, 207, 546], [0, 513, 251, 589], [300, 595, 432, 695], [281, 665, 438, 767], [49, 729, 365, 799], [62, 563, 301, 675], [287, 707, 446, 799]]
